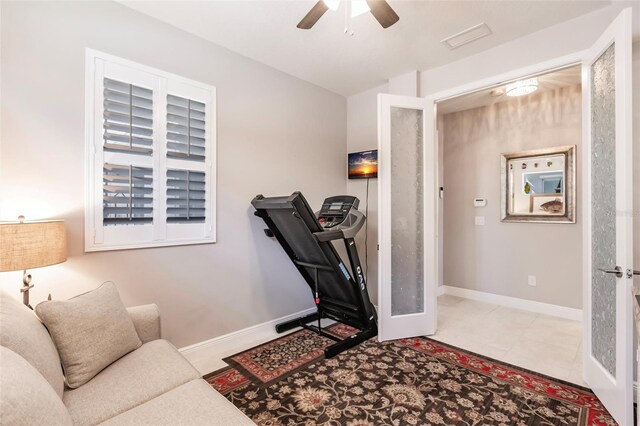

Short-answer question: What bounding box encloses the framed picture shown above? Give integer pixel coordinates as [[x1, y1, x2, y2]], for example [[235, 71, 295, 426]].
[[348, 150, 378, 179], [500, 145, 576, 223]]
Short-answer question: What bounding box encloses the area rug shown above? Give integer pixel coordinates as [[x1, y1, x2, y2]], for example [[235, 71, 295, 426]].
[[204, 325, 616, 426], [221, 323, 356, 386]]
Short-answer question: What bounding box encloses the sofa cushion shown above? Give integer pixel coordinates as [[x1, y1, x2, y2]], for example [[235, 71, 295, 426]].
[[0, 346, 73, 426], [36, 282, 142, 388], [63, 339, 200, 425], [99, 379, 254, 426], [0, 290, 65, 398]]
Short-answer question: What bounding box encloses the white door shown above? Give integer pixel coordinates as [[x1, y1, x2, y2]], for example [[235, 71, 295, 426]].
[[377, 94, 437, 341], [582, 8, 633, 425]]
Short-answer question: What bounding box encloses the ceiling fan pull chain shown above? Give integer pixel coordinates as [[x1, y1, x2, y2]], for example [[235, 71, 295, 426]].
[[344, 1, 348, 34], [344, 1, 355, 36]]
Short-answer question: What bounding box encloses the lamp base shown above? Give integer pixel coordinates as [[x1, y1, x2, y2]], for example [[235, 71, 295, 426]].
[[21, 270, 34, 310]]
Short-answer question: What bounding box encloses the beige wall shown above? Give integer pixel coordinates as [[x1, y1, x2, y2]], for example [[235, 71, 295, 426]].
[[346, 83, 387, 304], [0, 1, 347, 348], [442, 85, 583, 309]]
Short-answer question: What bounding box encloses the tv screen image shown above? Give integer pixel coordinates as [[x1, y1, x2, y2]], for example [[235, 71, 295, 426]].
[[348, 150, 378, 179]]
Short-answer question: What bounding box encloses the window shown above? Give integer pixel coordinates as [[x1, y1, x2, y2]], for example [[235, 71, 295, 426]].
[[85, 49, 216, 251]]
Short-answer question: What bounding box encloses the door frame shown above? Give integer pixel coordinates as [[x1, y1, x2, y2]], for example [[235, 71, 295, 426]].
[[425, 50, 585, 308]]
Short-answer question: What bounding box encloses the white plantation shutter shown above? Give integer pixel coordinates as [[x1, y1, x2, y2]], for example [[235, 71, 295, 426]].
[[103, 163, 153, 225], [86, 50, 216, 252], [166, 169, 206, 223], [166, 95, 206, 161], [103, 78, 154, 155]]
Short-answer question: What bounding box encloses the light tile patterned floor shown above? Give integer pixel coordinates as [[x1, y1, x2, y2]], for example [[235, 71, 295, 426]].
[[432, 294, 585, 386], [188, 297, 585, 387]]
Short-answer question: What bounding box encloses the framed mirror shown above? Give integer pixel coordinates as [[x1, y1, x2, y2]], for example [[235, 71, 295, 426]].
[[501, 145, 576, 223]]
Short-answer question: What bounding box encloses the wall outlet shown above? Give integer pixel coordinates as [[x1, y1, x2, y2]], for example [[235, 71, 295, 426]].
[[527, 275, 537, 287], [474, 216, 485, 226]]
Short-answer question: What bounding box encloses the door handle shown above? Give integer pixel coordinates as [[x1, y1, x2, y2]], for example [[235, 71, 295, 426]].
[[597, 266, 623, 278]]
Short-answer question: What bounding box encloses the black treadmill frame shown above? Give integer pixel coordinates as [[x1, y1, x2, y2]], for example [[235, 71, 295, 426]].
[[251, 192, 377, 358]]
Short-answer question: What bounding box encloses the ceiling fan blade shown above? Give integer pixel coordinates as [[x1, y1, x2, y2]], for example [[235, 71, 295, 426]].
[[366, 0, 399, 29], [297, 1, 329, 29]]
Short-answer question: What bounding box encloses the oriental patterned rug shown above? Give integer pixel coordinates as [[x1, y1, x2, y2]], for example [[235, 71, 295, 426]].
[[204, 325, 615, 426]]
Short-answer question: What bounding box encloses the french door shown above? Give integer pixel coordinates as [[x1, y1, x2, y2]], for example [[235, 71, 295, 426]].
[[377, 94, 437, 341], [582, 8, 633, 425]]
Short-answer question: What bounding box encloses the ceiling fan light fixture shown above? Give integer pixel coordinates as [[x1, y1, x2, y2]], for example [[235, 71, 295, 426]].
[[505, 78, 539, 97], [298, 0, 398, 30], [322, 0, 340, 11], [351, 0, 371, 17], [322, 0, 370, 17]]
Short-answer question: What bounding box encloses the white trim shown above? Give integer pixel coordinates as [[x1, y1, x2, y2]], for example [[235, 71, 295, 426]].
[[424, 51, 586, 102], [179, 307, 316, 358], [436, 285, 445, 296], [440, 285, 582, 321]]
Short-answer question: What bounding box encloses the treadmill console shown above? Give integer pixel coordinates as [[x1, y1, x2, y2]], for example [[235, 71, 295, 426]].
[[317, 196, 360, 229]]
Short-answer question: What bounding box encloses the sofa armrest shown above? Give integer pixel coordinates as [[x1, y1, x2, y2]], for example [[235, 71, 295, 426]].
[[126, 304, 161, 343]]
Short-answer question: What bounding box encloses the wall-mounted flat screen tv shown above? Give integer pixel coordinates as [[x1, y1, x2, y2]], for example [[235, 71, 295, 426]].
[[348, 150, 378, 179]]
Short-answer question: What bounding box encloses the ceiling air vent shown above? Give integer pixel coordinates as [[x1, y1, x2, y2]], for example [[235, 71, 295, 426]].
[[441, 23, 492, 50]]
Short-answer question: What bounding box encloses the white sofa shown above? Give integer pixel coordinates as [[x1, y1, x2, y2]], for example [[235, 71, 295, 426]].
[[0, 291, 253, 425]]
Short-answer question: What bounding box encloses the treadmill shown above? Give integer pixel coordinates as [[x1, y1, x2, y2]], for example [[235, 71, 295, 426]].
[[251, 192, 377, 358]]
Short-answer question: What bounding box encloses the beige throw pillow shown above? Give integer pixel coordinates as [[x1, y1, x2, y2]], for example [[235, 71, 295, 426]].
[[35, 282, 142, 388]]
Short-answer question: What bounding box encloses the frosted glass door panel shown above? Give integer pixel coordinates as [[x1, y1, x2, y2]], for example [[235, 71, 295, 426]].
[[590, 44, 617, 376], [390, 107, 424, 316], [580, 9, 633, 424]]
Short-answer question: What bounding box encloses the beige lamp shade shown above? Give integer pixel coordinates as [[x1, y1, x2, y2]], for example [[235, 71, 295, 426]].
[[0, 220, 67, 272]]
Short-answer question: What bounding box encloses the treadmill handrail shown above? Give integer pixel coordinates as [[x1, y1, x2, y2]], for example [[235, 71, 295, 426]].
[[313, 229, 345, 243]]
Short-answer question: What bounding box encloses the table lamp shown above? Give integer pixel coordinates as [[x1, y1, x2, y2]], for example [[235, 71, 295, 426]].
[[0, 216, 67, 309]]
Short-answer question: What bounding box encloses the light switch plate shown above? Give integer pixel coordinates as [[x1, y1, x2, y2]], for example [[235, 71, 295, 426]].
[[474, 216, 485, 226], [474, 198, 487, 207]]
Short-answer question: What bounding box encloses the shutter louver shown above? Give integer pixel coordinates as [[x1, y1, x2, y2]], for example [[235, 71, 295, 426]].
[[103, 78, 153, 155], [103, 163, 153, 225], [167, 169, 206, 223], [166, 95, 206, 161]]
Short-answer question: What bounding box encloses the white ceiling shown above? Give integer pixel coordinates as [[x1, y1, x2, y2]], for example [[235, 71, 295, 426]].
[[119, 1, 609, 96], [438, 65, 582, 114]]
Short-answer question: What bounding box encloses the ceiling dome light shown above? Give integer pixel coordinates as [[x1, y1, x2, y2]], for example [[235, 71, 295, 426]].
[[505, 78, 539, 97]]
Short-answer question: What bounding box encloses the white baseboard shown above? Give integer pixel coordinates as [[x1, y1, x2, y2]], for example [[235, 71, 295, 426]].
[[179, 306, 316, 359], [439, 285, 582, 321]]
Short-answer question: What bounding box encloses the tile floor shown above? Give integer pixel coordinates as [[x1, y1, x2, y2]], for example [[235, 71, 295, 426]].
[[188, 295, 585, 387], [431, 294, 585, 386]]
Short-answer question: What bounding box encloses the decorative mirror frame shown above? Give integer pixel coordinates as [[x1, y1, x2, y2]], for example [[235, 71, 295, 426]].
[[500, 145, 576, 223]]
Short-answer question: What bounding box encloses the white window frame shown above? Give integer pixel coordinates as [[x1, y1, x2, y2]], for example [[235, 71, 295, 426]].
[[84, 49, 216, 252]]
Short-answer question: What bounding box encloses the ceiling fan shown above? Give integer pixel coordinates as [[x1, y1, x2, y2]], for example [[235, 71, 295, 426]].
[[297, 0, 399, 30]]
